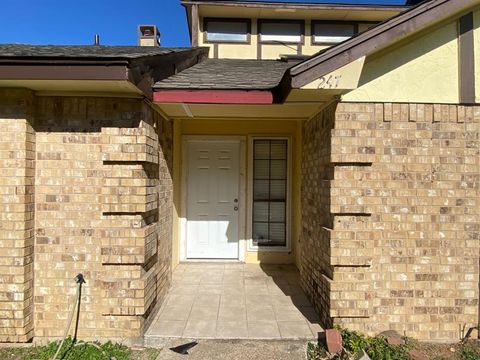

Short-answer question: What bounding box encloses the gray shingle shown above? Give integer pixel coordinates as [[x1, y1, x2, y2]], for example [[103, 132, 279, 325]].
[[0, 44, 195, 60], [154, 59, 292, 90]]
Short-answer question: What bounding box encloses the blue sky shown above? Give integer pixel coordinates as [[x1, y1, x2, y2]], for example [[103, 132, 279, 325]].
[[0, 0, 406, 47]]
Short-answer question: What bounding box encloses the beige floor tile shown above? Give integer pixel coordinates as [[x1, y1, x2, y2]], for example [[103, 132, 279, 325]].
[[158, 305, 192, 321], [267, 283, 290, 295], [245, 285, 269, 295], [147, 320, 186, 337], [217, 321, 248, 339], [246, 295, 270, 306], [223, 278, 244, 287], [308, 322, 324, 337], [224, 263, 244, 270], [166, 294, 196, 307], [245, 277, 268, 286], [146, 263, 318, 341], [273, 306, 305, 321], [201, 264, 226, 270], [194, 293, 221, 307], [182, 269, 206, 276], [247, 306, 276, 322], [183, 320, 217, 338], [223, 268, 244, 275], [200, 274, 224, 284], [220, 294, 246, 307], [189, 305, 219, 321], [169, 285, 199, 295], [247, 321, 280, 339], [218, 306, 247, 322], [277, 321, 314, 339], [243, 264, 263, 271], [223, 285, 245, 295], [177, 275, 202, 285], [172, 273, 184, 281], [197, 284, 223, 295], [223, 272, 244, 285], [269, 294, 295, 306]]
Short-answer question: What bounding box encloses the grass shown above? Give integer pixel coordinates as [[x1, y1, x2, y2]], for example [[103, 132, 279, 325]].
[[458, 344, 480, 360], [0, 337, 160, 360]]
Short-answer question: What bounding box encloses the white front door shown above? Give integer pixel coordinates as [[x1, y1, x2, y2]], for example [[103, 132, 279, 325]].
[[186, 140, 240, 259]]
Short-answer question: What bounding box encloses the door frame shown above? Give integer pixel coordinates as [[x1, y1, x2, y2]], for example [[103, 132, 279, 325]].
[[180, 135, 247, 262]]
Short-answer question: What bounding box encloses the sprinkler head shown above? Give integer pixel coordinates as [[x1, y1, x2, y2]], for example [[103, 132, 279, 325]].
[[74, 273, 86, 284]]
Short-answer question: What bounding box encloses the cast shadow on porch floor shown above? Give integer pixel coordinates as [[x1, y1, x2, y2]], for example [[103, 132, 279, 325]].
[[145, 263, 324, 343]]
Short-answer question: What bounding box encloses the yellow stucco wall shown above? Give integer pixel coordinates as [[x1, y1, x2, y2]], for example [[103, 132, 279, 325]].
[[343, 20, 460, 103], [260, 44, 298, 60], [474, 10, 480, 103], [171, 118, 302, 266]]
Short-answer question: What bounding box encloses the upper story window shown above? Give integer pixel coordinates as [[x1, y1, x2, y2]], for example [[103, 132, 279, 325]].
[[204, 18, 250, 43], [259, 20, 304, 44], [312, 22, 357, 44]]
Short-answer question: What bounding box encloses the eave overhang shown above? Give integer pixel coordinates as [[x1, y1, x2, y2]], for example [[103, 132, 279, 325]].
[[181, 0, 410, 13], [0, 47, 209, 99]]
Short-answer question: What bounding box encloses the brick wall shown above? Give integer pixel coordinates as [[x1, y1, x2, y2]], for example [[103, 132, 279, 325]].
[[0, 89, 35, 342], [0, 91, 173, 343], [301, 102, 480, 341]]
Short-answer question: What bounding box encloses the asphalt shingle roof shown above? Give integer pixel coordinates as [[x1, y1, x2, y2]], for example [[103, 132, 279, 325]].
[[154, 59, 292, 90], [0, 44, 195, 60]]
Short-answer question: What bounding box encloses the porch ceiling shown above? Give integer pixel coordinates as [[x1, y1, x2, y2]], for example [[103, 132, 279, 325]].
[[154, 101, 324, 120]]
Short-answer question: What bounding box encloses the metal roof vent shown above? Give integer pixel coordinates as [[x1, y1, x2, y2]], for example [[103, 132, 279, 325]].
[[138, 25, 160, 47], [94, 34, 100, 46]]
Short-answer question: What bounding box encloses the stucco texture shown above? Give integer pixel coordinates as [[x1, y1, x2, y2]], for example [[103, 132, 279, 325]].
[[344, 21, 460, 104]]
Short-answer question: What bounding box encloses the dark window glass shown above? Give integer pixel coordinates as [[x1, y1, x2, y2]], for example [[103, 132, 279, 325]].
[[252, 139, 287, 247]]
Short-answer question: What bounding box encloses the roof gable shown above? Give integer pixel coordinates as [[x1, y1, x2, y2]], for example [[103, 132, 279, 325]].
[[285, 0, 480, 89]]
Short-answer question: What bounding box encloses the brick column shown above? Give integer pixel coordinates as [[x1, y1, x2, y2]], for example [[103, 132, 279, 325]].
[[301, 101, 480, 342], [0, 89, 35, 342]]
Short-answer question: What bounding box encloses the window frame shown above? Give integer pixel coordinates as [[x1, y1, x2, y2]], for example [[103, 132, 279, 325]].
[[247, 136, 292, 252], [258, 19, 305, 45], [203, 17, 252, 44], [311, 20, 359, 45]]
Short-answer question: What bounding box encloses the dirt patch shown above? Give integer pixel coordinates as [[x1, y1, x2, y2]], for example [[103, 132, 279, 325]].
[[412, 340, 480, 360]]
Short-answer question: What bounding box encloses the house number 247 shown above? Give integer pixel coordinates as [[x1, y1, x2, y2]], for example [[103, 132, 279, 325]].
[[317, 74, 342, 89]]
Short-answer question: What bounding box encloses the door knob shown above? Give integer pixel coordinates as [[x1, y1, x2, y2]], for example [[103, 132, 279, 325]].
[[234, 206, 238, 211]]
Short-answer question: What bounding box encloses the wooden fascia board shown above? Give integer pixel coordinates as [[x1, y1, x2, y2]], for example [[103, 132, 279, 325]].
[[0, 63, 129, 81], [181, 0, 409, 12], [458, 12, 476, 104], [153, 89, 274, 104]]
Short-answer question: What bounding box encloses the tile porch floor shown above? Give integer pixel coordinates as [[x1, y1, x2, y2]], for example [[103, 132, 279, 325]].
[[145, 263, 324, 341]]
